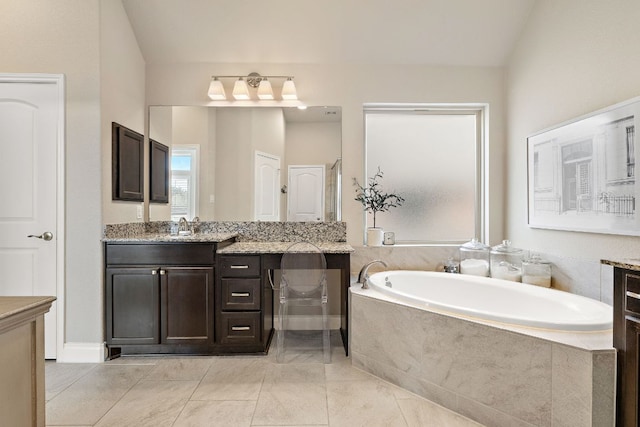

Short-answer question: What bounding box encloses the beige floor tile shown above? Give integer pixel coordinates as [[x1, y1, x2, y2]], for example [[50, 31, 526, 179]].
[[45, 361, 96, 401], [326, 379, 408, 427], [263, 362, 326, 384], [145, 356, 213, 381], [252, 381, 329, 425], [192, 357, 267, 401], [94, 380, 198, 426], [397, 397, 484, 427], [46, 364, 152, 426], [172, 400, 255, 427]]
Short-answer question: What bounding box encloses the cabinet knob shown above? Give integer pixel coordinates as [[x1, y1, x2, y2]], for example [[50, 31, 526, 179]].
[[160, 270, 166, 275], [151, 270, 157, 275]]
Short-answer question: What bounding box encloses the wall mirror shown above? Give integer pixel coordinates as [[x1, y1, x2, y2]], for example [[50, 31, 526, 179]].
[[148, 106, 342, 222]]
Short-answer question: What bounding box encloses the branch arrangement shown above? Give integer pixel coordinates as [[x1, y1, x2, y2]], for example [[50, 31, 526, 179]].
[[353, 167, 405, 228]]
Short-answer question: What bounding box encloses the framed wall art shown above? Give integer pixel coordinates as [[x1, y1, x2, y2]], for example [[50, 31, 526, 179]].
[[528, 97, 638, 235]]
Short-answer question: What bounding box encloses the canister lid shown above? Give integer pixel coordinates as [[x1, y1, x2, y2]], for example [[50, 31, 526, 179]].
[[491, 239, 523, 254], [460, 238, 490, 251]]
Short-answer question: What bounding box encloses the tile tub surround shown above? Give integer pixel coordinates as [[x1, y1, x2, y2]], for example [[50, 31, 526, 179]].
[[350, 287, 616, 427], [104, 221, 347, 242]]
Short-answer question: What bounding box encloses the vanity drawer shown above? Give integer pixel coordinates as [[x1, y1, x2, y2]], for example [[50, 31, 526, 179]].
[[218, 312, 261, 344], [219, 255, 260, 277], [625, 272, 640, 316], [221, 278, 261, 310]]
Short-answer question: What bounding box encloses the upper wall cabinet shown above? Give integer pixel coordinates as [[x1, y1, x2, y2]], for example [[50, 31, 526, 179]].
[[112, 122, 144, 202], [150, 139, 169, 204]]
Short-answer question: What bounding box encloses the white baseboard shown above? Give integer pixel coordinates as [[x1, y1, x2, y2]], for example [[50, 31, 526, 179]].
[[274, 315, 341, 330], [56, 342, 105, 363]]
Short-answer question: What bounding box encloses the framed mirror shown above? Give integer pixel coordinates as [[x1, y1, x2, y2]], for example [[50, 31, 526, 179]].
[[148, 106, 342, 222]]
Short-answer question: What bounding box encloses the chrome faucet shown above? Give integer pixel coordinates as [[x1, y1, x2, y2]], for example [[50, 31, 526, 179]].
[[357, 260, 388, 289], [178, 217, 189, 234]]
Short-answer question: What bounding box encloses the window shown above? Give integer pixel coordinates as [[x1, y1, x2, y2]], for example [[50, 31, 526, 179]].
[[171, 146, 199, 221], [363, 104, 486, 244]]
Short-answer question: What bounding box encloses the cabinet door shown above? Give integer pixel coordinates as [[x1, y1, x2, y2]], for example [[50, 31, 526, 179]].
[[161, 267, 214, 345], [105, 267, 160, 345], [623, 317, 640, 427]]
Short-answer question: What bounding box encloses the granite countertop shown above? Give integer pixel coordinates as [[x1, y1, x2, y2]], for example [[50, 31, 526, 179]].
[[217, 241, 354, 254], [103, 232, 238, 243], [602, 258, 640, 271]]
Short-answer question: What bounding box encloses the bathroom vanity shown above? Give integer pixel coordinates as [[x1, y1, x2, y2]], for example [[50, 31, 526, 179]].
[[606, 258, 640, 427], [103, 223, 352, 358]]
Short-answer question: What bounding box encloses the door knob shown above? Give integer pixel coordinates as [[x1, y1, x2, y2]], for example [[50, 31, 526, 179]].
[[28, 232, 53, 241]]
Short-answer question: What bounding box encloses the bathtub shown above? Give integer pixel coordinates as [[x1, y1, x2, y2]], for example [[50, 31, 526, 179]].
[[366, 270, 612, 331], [350, 270, 616, 426]]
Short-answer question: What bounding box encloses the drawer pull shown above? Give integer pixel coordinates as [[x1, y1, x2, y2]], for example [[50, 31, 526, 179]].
[[230, 265, 250, 269], [231, 326, 251, 331], [231, 292, 251, 297], [627, 290, 640, 300]]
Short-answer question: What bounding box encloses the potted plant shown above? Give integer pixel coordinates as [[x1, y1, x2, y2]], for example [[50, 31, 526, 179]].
[[353, 167, 405, 246]]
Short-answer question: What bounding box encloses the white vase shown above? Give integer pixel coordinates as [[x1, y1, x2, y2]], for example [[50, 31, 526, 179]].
[[367, 228, 384, 246]]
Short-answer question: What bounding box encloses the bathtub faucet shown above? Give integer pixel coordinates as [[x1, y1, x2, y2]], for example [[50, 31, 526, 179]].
[[357, 260, 388, 289]]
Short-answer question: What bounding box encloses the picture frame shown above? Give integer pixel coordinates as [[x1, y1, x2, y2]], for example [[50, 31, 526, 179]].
[[527, 97, 638, 236]]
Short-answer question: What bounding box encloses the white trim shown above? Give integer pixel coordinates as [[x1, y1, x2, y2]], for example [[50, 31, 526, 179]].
[[57, 342, 105, 363], [0, 73, 66, 361]]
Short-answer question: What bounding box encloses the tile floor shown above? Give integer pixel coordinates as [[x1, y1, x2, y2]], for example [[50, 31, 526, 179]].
[[45, 334, 484, 427]]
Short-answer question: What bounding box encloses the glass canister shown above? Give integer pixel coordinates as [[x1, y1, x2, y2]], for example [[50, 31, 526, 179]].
[[522, 254, 552, 287], [490, 240, 525, 282], [459, 238, 490, 277]]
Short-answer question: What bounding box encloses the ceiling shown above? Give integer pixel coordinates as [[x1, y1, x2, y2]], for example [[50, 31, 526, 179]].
[[121, 0, 536, 67]]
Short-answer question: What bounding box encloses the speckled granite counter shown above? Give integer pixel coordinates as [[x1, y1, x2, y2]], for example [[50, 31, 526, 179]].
[[602, 258, 640, 271], [102, 232, 237, 243], [217, 241, 354, 254]]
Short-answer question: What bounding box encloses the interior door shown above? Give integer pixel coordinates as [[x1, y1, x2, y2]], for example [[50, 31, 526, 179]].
[[287, 165, 325, 221], [0, 76, 62, 359], [254, 151, 280, 221]]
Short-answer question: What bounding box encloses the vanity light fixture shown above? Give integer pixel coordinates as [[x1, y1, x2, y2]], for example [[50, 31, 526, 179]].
[[281, 77, 298, 100], [232, 77, 250, 100], [207, 77, 226, 100], [207, 72, 298, 101]]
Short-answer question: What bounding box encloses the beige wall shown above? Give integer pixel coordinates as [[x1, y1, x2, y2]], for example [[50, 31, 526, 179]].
[[1, 0, 104, 346], [146, 63, 507, 245], [506, 0, 640, 263], [101, 0, 146, 225]]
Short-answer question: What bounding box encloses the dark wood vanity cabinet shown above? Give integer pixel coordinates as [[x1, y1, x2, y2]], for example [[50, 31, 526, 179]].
[[105, 243, 217, 357], [216, 255, 274, 353], [613, 267, 640, 427]]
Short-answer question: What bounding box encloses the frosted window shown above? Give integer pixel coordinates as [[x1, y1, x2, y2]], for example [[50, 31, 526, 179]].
[[364, 110, 481, 244]]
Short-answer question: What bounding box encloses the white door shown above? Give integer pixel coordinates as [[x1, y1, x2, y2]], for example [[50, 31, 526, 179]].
[[287, 165, 325, 221], [254, 151, 280, 221], [0, 75, 64, 359]]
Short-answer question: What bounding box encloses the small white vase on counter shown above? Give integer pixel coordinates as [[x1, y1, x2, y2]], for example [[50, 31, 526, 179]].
[[367, 228, 384, 246]]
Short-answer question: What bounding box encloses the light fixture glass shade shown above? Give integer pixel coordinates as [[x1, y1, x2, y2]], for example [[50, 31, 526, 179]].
[[207, 78, 226, 100], [281, 78, 297, 100], [257, 79, 274, 100], [232, 78, 250, 100]]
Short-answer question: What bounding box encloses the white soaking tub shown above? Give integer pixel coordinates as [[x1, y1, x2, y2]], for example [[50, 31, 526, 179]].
[[366, 270, 612, 331]]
